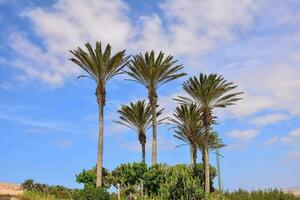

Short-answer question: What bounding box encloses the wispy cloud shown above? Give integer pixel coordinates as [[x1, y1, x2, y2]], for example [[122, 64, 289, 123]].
[[227, 129, 259, 140], [250, 113, 290, 126], [0, 104, 84, 134], [262, 136, 280, 146]]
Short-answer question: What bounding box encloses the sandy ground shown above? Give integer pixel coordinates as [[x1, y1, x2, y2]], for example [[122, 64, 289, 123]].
[[0, 183, 22, 200]]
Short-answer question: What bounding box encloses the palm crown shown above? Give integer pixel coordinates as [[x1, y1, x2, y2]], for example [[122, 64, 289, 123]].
[[70, 42, 129, 104], [177, 73, 243, 126], [127, 51, 186, 101], [169, 103, 203, 145], [115, 100, 164, 135], [115, 100, 164, 162]]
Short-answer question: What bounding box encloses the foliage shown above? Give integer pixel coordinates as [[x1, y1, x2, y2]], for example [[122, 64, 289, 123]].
[[21, 179, 72, 199], [126, 50, 186, 165], [114, 100, 164, 162], [21, 190, 62, 200], [72, 185, 110, 200], [224, 189, 300, 200], [75, 166, 111, 188], [111, 162, 148, 197], [159, 164, 205, 199], [143, 164, 167, 195]]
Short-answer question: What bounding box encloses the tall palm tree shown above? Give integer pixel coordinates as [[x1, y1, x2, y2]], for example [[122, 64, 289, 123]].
[[177, 73, 242, 193], [70, 42, 129, 187], [114, 100, 164, 162], [169, 103, 202, 167], [126, 51, 186, 165]]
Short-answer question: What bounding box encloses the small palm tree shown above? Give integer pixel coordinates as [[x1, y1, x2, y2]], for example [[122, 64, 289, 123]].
[[70, 42, 129, 187], [114, 100, 164, 162], [126, 51, 186, 165], [177, 73, 242, 193], [169, 103, 202, 167]]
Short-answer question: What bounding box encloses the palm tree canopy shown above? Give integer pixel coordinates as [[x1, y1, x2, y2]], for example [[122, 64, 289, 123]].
[[126, 51, 186, 97], [114, 100, 165, 136], [177, 73, 243, 109], [195, 131, 225, 151], [169, 103, 203, 145], [70, 42, 129, 104]]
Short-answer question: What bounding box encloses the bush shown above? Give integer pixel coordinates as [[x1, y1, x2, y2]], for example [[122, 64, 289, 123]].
[[143, 164, 167, 195], [75, 166, 111, 189], [158, 164, 205, 200], [21, 179, 72, 199], [111, 162, 147, 197], [72, 186, 110, 200]]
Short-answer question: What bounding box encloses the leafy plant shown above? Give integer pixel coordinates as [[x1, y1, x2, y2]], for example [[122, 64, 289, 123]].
[[75, 166, 111, 188], [72, 185, 110, 200], [177, 73, 243, 193], [111, 162, 147, 197], [127, 51, 186, 165]]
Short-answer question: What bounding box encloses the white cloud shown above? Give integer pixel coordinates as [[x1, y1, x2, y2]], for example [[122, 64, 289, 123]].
[[227, 129, 259, 140], [281, 128, 300, 146], [137, 0, 259, 57], [8, 0, 261, 86], [10, 0, 132, 86], [5, 0, 300, 123], [250, 113, 290, 126], [262, 136, 280, 146]]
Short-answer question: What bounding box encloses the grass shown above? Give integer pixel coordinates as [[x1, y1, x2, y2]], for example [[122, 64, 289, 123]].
[[20, 190, 71, 200]]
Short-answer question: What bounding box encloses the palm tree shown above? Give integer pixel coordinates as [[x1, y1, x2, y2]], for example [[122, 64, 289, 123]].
[[177, 73, 242, 193], [70, 42, 129, 187], [126, 51, 186, 165], [114, 100, 164, 162], [169, 103, 202, 167]]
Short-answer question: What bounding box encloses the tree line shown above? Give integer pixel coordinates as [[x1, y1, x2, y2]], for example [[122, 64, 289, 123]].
[[69, 42, 242, 194]]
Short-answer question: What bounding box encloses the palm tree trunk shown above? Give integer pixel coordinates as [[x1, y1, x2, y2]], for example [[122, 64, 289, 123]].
[[216, 149, 222, 192], [203, 142, 210, 193], [150, 96, 157, 165], [96, 102, 104, 187], [142, 142, 146, 163], [190, 144, 197, 167], [202, 123, 211, 194]]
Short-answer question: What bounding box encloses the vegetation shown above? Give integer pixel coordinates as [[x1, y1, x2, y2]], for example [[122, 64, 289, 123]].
[[31, 42, 293, 200], [70, 42, 129, 187], [126, 51, 186, 165], [21, 179, 72, 199], [72, 186, 110, 200], [224, 189, 300, 200], [115, 100, 164, 162], [176, 74, 243, 192]]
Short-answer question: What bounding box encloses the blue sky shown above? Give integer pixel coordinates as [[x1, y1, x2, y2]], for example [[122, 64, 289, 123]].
[[1, 0, 300, 190]]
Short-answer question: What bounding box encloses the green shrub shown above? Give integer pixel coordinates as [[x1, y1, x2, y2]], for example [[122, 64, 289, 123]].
[[143, 164, 167, 195], [75, 166, 111, 189], [72, 186, 110, 200], [158, 164, 205, 200], [111, 162, 147, 197]]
